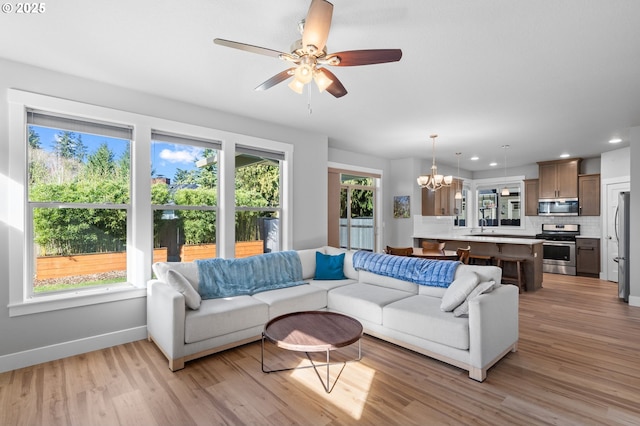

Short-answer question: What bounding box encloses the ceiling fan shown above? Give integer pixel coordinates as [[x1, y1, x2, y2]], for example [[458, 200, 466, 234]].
[[213, 0, 403, 98]]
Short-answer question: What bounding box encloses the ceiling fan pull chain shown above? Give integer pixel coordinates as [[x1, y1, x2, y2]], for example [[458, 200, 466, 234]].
[[307, 84, 313, 115]]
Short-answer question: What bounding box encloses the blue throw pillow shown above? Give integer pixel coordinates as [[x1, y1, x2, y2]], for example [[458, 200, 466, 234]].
[[315, 252, 346, 280]]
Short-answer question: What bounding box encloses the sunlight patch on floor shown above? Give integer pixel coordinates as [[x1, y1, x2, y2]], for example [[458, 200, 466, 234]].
[[289, 358, 375, 420]]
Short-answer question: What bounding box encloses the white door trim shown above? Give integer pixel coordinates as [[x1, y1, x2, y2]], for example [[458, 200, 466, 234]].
[[601, 176, 630, 280]]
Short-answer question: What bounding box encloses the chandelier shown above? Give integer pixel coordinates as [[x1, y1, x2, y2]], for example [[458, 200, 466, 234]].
[[417, 134, 452, 191]]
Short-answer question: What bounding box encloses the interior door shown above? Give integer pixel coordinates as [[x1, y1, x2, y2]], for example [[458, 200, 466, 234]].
[[605, 181, 630, 281]]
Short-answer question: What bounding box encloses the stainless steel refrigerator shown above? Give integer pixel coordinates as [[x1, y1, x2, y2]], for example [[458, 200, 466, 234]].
[[615, 191, 630, 302]]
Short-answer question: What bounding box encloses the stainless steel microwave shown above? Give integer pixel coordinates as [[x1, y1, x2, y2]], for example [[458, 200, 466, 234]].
[[538, 198, 579, 216]]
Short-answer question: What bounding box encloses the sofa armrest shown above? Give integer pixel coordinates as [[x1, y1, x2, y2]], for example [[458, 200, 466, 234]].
[[147, 279, 186, 362], [468, 284, 518, 373]]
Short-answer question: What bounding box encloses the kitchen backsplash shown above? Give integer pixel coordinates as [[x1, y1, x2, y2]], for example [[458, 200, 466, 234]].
[[413, 215, 602, 238]]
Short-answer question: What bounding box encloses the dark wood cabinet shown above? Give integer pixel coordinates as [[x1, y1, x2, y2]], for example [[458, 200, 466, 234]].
[[578, 174, 600, 216], [576, 238, 600, 277], [538, 159, 581, 199], [421, 179, 462, 216], [524, 179, 539, 216]]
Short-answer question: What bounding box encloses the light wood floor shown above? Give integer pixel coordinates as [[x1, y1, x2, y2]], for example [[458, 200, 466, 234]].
[[2, 274, 640, 425]]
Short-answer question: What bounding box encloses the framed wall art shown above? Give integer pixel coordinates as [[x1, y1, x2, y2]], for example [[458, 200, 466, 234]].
[[393, 195, 410, 218]]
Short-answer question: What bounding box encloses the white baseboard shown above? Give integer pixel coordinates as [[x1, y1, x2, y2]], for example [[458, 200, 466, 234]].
[[0, 326, 147, 374], [629, 295, 640, 307]]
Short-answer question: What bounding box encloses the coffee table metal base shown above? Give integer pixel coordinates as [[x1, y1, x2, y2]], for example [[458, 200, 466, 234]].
[[261, 336, 362, 393]]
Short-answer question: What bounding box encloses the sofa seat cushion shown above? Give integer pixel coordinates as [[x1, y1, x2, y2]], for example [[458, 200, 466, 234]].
[[383, 295, 470, 350], [308, 278, 357, 291], [251, 284, 327, 319], [328, 283, 413, 325], [185, 296, 268, 344]]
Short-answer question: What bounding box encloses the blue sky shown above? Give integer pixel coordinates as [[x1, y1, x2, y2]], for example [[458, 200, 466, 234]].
[[30, 125, 205, 181]]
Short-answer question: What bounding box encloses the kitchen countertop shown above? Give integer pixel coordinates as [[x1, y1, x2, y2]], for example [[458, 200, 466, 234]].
[[575, 235, 600, 239], [412, 233, 545, 245]]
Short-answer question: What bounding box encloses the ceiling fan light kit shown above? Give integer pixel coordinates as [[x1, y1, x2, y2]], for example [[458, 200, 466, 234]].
[[213, 0, 402, 98]]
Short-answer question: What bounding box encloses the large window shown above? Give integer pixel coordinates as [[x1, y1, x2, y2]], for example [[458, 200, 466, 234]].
[[235, 145, 283, 255], [151, 132, 220, 262], [27, 111, 132, 295], [476, 183, 522, 228], [9, 89, 293, 316]]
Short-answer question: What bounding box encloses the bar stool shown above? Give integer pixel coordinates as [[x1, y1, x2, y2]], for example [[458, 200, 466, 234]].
[[496, 257, 526, 293], [468, 253, 493, 265]]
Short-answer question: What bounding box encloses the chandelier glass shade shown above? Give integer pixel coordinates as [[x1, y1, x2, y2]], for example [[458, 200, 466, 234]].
[[417, 134, 452, 191]]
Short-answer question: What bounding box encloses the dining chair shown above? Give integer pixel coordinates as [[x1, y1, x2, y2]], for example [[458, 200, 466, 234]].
[[421, 241, 446, 254], [385, 246, 414, 256], [456, 246, 471, 264]]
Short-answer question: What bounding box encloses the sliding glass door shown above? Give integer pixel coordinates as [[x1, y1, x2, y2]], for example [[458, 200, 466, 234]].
[[339, 175, 375, 251]]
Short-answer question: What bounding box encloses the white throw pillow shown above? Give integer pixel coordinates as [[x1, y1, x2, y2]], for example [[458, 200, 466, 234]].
[[453, 280, 499, 317], [440, 272, 479, 312], [166, 269, 201, 310]]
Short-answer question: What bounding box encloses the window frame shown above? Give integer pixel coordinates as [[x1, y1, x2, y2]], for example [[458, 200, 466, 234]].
[[472, 176, 525, 230], [8, 89, 293, 316]]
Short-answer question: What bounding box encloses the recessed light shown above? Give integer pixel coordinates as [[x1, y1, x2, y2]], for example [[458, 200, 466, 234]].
[[489, 162, 498, 167], [609, 138, 622, 144], [560, 153, 570, 158], [470, 156, 479, 161]]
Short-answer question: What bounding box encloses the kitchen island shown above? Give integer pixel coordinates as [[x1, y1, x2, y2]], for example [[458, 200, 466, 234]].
[[413, 234, 545, 292]]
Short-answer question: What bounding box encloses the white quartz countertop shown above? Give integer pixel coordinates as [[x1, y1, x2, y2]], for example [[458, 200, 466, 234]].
[[575, 235, 600, 239], [413, 233, 545, 245]]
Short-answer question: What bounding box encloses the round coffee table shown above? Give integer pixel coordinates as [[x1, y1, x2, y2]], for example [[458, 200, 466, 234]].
[[261, 311, 363, 393]]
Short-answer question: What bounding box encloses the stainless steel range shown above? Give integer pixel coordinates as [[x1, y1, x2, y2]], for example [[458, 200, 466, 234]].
[[535, 224, 580, 275]]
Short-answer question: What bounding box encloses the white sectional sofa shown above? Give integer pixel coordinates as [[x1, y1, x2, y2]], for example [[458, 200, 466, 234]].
[[147, 246, 518, 381]]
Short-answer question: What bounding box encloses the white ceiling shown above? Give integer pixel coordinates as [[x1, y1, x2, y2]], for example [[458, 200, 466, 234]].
[[1, 0, 638, 171]]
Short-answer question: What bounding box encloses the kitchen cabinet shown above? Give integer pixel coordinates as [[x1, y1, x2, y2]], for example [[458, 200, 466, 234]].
[[524, 179, 539, 216], [579, 174, 600, 216], [538, 158, 581, 199], [576, 238, 600, 277], [421, 179, 462, 216]]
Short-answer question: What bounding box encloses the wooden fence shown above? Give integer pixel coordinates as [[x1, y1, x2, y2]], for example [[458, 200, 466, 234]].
[[36, 242, 265, 279]]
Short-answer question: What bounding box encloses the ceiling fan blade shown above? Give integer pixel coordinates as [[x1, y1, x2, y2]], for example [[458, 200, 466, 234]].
[[213, 38, 285, 59], [302, 0, 333, 53], [255, 68, 295, 91], [317, 68, 347, 98], [325, 49, 403, 66]]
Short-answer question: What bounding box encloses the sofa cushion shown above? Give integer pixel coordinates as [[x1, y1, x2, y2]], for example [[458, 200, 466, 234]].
[[153, 262, 200, 290], [417, 285, 447, 298], [166, 269, 202, 310], [440, 272, 479, 312], [297, 248, 320, 279], [308, 278, 357, 291], [324, 246, 358, 280], [359, 270, 418, 294], [328, 282, 413, 325], [383, 295, 470, 350], [315, 252, 346, 280], [184, 296, 268, 344], [453, 280, 500, 317], [252, 284, 327, 319]]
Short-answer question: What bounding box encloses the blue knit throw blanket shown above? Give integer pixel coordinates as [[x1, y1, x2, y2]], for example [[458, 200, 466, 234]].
[[196, 251, 305, 299], [352, 251, 459, 288]]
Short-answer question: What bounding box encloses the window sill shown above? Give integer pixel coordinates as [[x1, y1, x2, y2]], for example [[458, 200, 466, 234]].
[[8, 285, 147, 317]]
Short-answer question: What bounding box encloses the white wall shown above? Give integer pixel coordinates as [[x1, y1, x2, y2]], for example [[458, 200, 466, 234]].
[[387, 158, 422, 247], [601, 146, 630, 178], [0, 58, 328, 369]]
